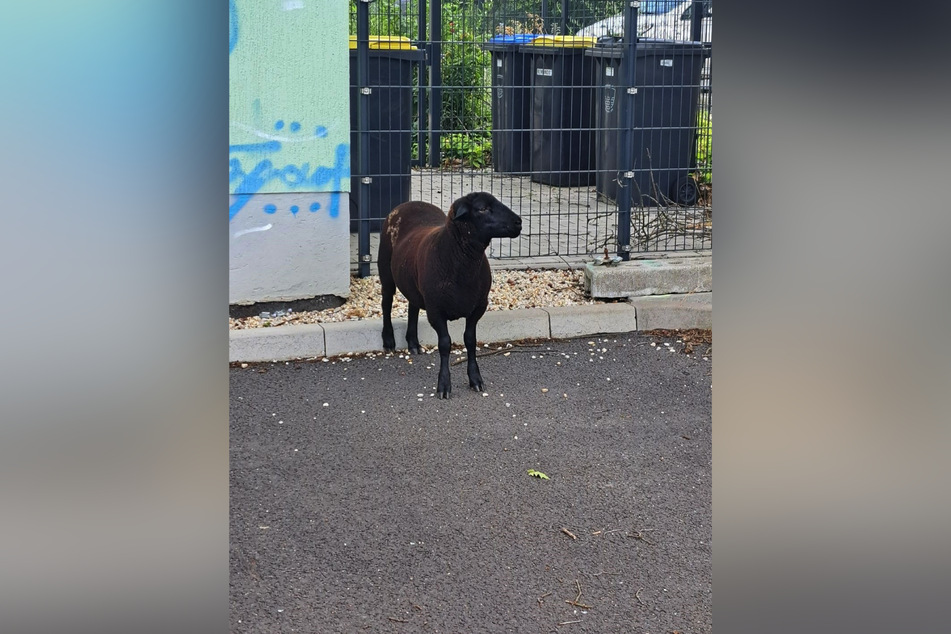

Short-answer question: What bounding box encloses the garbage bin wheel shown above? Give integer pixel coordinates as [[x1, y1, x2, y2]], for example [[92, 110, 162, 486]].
[[672, 175, 699, 206]]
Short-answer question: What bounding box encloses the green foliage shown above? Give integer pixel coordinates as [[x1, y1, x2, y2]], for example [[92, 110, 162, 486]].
[[440, 132, 492, 168], [695, 109, 712, 184], [348, 1, 417, 39], [527, 469, 550, 480], [440, 2, 491, 134]]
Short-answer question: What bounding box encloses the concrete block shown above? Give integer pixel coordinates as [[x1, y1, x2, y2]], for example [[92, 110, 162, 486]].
[[322, 320, 386, 357], [229, 323, 326, 363], [469, 308, 551, 343], [584, 256, 711, 298], [629, 293, 712, 331], [545, 304, 637, 339], [230, 192, 351, 304], [398, 308, 551, 348]]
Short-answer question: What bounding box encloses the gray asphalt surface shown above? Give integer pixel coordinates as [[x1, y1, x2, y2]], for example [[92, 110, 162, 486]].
[[230, 331, 712, 633]]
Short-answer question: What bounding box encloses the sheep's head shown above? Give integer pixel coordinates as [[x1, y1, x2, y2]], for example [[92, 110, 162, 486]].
[[449, 192, 522, 244]]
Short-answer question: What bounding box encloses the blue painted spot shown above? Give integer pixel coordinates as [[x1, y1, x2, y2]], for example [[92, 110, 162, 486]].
[[229, 0, 239, 54], [278, 164, 307, 187], [315, 126, 328, 138], [275, 120, 284, 130], [290, 205, 300, 215], [264, 204, 277, 214], [230, 140, 281, 154], [290, 121, 301, 132], [310, 202, 321, 212]]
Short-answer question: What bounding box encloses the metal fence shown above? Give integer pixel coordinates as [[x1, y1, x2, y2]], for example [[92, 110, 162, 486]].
[[349, 0, 712, 276]]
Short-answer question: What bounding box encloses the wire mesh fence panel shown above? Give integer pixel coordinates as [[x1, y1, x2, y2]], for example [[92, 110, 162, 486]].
[[349, 1, 711, 273]]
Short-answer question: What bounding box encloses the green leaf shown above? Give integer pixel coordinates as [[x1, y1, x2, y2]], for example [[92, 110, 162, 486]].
[[527, 469, 550, 480]]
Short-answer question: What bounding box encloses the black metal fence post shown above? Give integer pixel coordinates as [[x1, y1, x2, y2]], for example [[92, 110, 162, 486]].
[[428, 0, 442, 168], [615, 1, 640, 261], [691, 0, 704, 42], [356, 0, 372, 278], [417, 0, 428, 167], [559, 0, 567, 36]]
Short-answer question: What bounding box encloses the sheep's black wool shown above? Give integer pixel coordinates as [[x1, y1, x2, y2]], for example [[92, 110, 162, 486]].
[[378, 192, 523, 398]]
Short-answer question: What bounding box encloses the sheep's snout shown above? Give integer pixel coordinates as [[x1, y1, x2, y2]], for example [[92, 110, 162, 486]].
[[485, 202, 522, 240]]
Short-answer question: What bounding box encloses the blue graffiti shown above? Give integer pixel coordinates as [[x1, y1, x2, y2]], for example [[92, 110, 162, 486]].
[[229, 141, 350, 221], [230, 0, 239, 55]]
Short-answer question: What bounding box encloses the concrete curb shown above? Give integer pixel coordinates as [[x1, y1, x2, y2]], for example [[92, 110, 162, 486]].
[[628, 292, 712, 331], [230, 296, 711, 363]]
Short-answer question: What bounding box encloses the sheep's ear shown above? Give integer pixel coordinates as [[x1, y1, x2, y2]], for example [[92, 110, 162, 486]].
[[452, 198, 471, 219]]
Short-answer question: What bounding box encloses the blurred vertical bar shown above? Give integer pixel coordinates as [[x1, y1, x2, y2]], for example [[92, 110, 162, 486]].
[[357, 0, 371, 277], [615, 1, 640, 260]]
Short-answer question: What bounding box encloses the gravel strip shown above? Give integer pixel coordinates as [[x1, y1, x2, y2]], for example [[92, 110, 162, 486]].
[[229, 268, 602, 330]]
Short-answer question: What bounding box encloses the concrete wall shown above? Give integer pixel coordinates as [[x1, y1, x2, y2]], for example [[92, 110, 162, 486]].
[[229, 0, 350, 304]]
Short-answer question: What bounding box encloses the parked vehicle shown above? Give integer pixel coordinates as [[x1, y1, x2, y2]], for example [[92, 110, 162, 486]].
[[575, 0, 712, 42]]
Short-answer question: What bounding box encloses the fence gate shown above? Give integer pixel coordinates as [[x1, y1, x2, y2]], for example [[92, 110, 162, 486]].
[[349, 0, 712, 277]]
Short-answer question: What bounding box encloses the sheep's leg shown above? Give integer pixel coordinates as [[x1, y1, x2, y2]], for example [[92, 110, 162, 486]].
[[405, 303, 424, 354], [381, 279, 397, 352], [463, 316, 484, 392], [429, 316, 453, 399]]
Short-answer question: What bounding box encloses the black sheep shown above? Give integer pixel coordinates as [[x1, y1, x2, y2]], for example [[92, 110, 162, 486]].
[[378, 192, 523, 398]]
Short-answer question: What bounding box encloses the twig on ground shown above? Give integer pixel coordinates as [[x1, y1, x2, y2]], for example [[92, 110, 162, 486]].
[[450, 342, 544, 366], [565, 579, 593, 610], [558, 620, 583, 626], [635, 588, 646, 605], [630, 528, 656, 545], [387, 617, 409, 623], [561, 528, 577, 540], [537, 591, 552, 607]]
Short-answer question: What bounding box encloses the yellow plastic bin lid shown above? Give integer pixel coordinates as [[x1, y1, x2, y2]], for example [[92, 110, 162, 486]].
[[348, 35, 417, 50], [524, 35, 597, 48]]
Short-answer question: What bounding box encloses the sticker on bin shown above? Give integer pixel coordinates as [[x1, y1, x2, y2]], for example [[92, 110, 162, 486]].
[[660, 59, 673, 67], [604, 85, 616, 114], [605, 67, 615, 77], [537, 68, 553, 76]]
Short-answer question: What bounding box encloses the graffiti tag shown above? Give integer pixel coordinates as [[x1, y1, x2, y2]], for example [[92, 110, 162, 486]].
[[229, 141, 349, 221]]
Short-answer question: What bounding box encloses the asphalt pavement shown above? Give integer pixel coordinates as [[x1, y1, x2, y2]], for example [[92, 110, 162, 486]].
[[230, 330, 712, 633]]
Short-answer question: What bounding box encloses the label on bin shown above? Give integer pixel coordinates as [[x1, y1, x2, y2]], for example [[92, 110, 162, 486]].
[[605, 67, 615, 77], [497, 59, 502, 67], [604, 85, 616, 114], [660, 59, 673, 67], [537, 68, 553, 76]]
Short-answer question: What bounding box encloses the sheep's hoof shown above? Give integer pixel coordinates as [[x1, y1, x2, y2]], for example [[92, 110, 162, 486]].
[[469, 379, 484, 392], [437, 376, 451, 399], [408, 344, 423, 355]]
